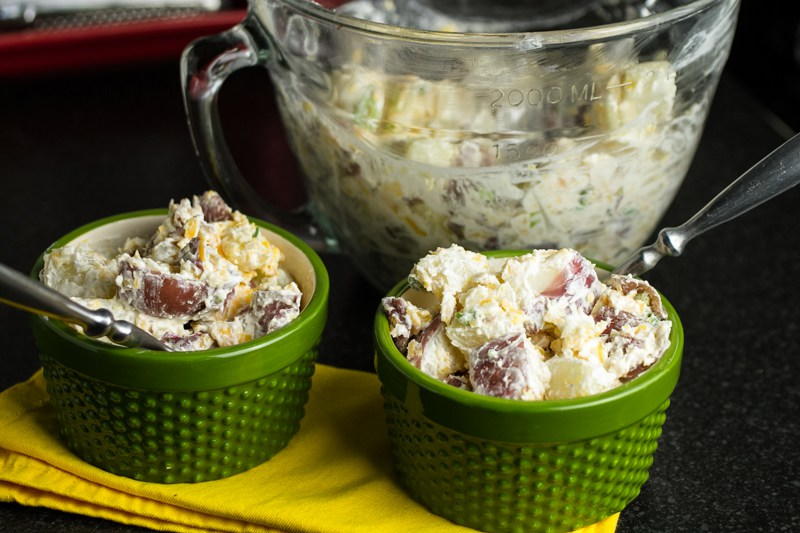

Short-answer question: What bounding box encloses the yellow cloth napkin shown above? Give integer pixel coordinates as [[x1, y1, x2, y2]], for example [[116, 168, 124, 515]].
[[0, 365, 619, 533]]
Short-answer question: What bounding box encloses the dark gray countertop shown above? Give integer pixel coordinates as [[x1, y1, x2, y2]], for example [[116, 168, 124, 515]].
[[0, 65, 798, 532]]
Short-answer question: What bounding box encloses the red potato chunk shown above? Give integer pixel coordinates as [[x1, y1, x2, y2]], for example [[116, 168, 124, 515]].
[[469, 333, 547, 400], [541, 253, 598, 300], [409, 315, 442, 362], [522, 297, 547, 335], [118, 260, 208, 318], [198, 190, 233, 222], [251, 288, 301, 335], [405, 315, 466, 379]]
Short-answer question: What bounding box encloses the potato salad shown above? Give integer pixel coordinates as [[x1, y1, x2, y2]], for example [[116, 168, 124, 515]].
[[276, 54, 705, 287], [41, 191, 302, 351], [382, 245, 671, 400]]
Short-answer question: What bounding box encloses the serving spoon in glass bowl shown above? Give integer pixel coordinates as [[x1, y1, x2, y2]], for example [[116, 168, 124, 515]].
[[334, 0, 671, 33], [0, 263, 172, 351], [608, 131, 800, 280]]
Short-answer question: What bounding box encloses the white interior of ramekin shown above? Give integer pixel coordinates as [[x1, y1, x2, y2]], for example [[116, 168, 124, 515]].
[[66, 215, 316, 309], [399, 287, 436, 308]]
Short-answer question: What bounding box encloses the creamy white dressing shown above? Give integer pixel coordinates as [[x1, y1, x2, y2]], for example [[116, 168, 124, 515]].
[[383, 245, 672, 400], [40, 192, 302, 351], [277, 59, 705, 286]]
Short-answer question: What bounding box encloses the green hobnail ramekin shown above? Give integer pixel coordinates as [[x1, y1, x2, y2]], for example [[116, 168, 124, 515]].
[[374, 250, 683, 533], [30, 209, 329, 483]]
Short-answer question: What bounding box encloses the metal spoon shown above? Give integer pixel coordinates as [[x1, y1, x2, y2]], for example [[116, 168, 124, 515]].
[[0, 262, 172, 351], [335, 0, 599, 32], [334, 0, 668, 33], [611, 131, 800, 279]]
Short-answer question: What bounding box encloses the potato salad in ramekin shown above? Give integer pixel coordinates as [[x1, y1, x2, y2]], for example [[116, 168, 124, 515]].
[[41, 191, 303, 351], [382, 245, 671, 400]]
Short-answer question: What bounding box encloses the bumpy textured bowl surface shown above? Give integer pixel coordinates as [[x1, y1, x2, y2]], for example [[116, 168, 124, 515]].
[[374, 252, 683, 533], [384, 394, 667, 533], [41, 349, 317, 483], [31, 210, 329, 483]]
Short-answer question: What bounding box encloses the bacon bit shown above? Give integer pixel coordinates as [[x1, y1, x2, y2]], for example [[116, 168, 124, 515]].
[[527, 330, 553, 352], [593, 306, 641, 335], [178, 238, 203, 270], [608, 275, 666, 318], [161, 332, 213, 352], [620, 362, 652, 382], [381, 297, 412, 352], [444, 371, 472, 391]]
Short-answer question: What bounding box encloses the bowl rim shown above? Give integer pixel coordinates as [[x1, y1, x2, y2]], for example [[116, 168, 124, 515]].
[[272, 0, 731, 47], [374, 250, 684, 442], [31, 209, 329, 391]]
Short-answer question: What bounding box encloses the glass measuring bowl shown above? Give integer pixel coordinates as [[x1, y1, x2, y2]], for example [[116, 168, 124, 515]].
[[182, 0, 740, 289]]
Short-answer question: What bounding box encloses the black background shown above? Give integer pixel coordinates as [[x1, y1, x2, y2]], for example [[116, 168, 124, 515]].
[[729, 0, 800, 130], [1, 1, 799, 531]]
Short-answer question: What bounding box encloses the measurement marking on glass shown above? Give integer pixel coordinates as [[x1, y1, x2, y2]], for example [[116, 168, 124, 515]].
[[489, 82, 603, 109]]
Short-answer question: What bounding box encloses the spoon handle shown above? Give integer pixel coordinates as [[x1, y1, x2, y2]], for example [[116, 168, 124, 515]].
[[0, 262, 171, 351], [613, 131, 800, 277]]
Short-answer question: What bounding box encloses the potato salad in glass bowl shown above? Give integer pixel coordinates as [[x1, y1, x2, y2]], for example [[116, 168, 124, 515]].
[[277, 57, 707, 288]]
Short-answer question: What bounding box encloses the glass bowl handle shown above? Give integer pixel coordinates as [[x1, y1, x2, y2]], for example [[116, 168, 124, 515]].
[[180, 16, 330, 250]]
